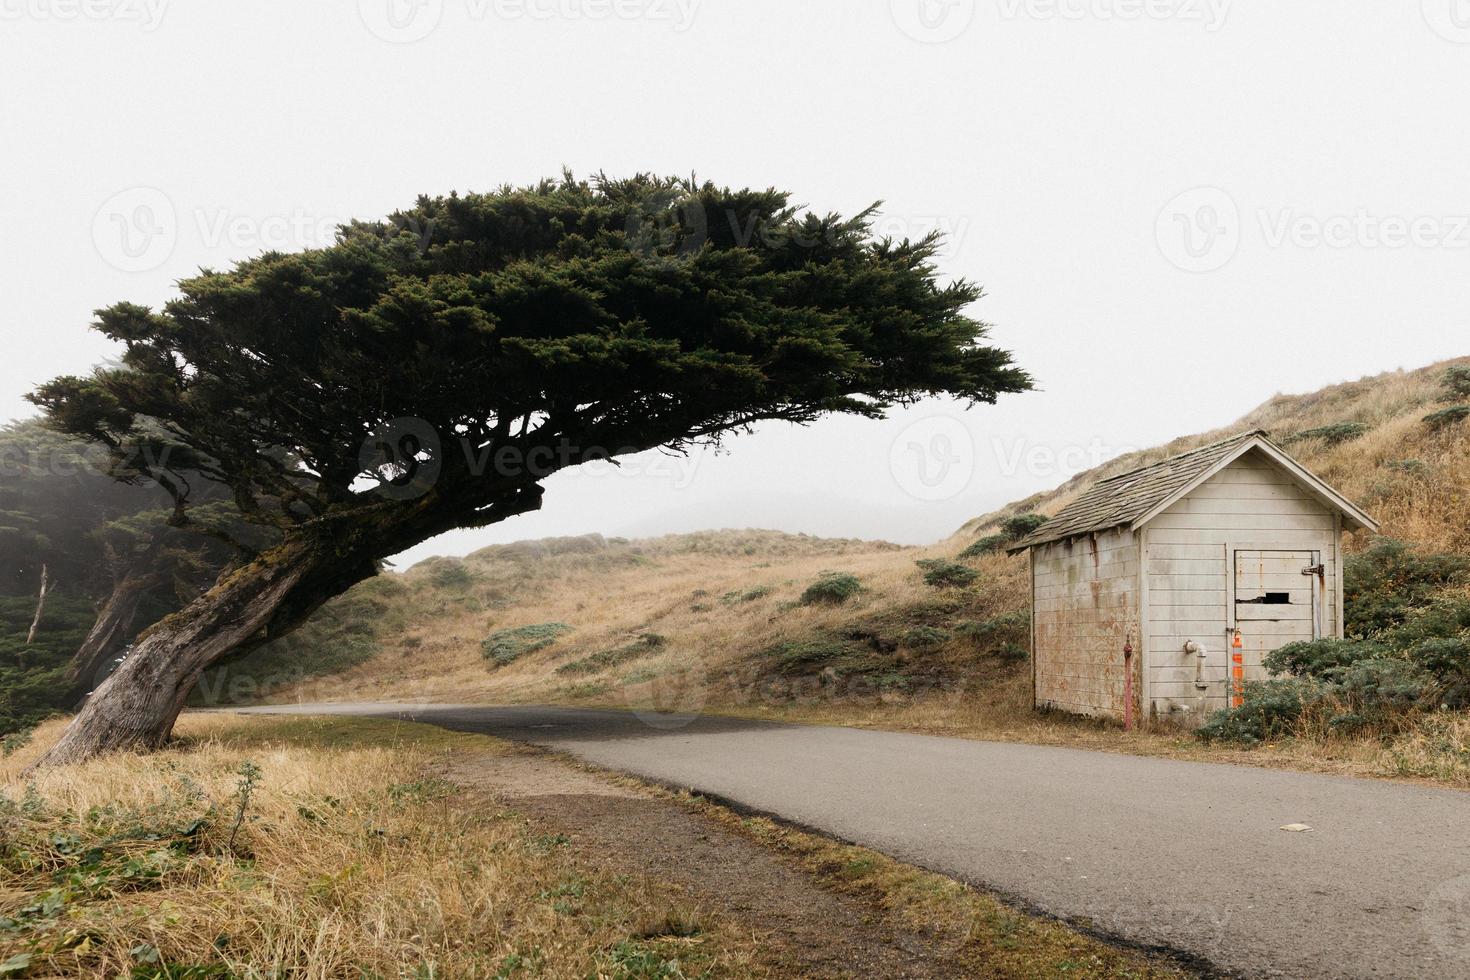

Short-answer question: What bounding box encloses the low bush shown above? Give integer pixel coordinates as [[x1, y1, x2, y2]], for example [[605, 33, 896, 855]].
[[900, 626, 949, 649], [1000, 513, 1049, 540], [800, 573, 862, 606], [481, 623, 572, 668], [1442, 364, 1470, 401], [960, 535, 1008, 559], [1291, 421, 1369, 445], [556, 634, 666, 676], [1196, 679, 1319, 744], [915, 559, 978, 589], [1343, 538, 1469, 637], [1424, 405, 1470, 431]]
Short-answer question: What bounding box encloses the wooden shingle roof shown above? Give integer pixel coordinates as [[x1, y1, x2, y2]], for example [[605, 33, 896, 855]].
[[1008, 430, 1377, 552]]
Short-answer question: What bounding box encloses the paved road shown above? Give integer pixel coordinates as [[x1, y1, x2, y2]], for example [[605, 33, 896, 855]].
[[240, 703, 1470, 978]]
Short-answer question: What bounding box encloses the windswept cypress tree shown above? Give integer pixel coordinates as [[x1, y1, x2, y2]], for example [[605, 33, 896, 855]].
[[29, 174, 1031, 766]]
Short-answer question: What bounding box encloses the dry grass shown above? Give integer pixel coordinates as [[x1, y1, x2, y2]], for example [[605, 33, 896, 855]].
[[0, 715, 767, 978], [250, 356, 1470, 787]]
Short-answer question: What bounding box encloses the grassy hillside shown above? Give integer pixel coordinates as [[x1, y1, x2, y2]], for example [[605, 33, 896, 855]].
[[220, 356, 1470, 780]]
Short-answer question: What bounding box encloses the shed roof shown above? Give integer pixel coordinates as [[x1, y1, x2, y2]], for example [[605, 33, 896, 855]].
[[1008, 430, 1378, 552]]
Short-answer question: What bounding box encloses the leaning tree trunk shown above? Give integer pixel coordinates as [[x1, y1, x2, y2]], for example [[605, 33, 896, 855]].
[[30, 543, 338, 768], [63, 570, 154, 705]]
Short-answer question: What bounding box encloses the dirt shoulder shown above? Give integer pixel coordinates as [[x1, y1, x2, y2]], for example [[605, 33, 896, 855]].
[[443, 748, 1196, 980]]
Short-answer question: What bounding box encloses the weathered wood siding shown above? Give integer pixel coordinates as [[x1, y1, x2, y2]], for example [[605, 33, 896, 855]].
[[1032, 527, 1140, 719], [1143, 448, 1341, 720]]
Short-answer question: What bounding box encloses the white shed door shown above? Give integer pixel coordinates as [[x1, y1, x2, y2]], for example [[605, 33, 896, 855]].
[[1233, 550, 1320, 682]]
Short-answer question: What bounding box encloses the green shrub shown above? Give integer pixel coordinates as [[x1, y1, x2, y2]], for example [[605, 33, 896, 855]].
[[426, 560, 475, 591], [915, 559, 978, 589], [1265, 638, 1389, 679], [1410, 637, 1470, 706], [481, 623, 571, 668], [800, 573, 861, 606], [1000, 513, 1049, 540], [765, 639, 856, 674], [1442, 364, 1470, 401], [1291, 422, 1369, 445], [1343, 538, 1470, 637], [1197, 679, 1319, 745], [556, 634, 666, 676], [900, 626, 949, 649], [960, 535, 1008, 559], [1424, 405, 1470, 431]]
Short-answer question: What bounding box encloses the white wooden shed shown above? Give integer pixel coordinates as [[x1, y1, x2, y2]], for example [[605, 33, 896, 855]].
[[1008, 431, 1378, 724]]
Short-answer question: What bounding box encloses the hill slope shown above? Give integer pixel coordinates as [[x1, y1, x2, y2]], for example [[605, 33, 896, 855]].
[[222, 356, 1470, 778]]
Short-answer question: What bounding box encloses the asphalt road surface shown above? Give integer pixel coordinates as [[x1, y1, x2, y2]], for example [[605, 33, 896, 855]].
[[239, 703, 1470, 978]]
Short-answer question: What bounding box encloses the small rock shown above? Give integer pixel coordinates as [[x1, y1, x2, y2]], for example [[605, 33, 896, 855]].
[[1280, 823, 1313, 833]]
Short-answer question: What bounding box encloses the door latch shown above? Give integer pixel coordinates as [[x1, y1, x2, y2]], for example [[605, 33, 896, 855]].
[[1301, 564, 1325, 577]]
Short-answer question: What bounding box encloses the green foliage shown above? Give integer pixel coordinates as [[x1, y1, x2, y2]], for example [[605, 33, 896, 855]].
[[915, 559, 978, 589], [900, 626, 950, 649], [960, 534, 1009, 559], [1000, 513, 1049, 541], [1343, 538, 1469, 637], [0, 593, 96, 733], [482, 623, 572, 668], [960, 513, 1048, 559], [1201, 540, 1470, 744], [1291, 421, 1369, 445], [1441, 364, 1470, 401], [1424, 405, 1470, 431], [1265, 638, 1390, 678], [31, 174, 1031, 606], [556, 635, 666, 676], [957, 610, 1032, 660], [800, 573, 862, 606], [1197, 679, 1318, 745]]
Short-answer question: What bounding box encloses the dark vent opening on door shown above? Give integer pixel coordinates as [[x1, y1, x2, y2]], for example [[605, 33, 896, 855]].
[[1237, 593, 1293, 605]]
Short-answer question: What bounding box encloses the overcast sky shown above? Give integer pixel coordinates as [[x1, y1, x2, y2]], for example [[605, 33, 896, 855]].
[[3, 1, 1467, 567]]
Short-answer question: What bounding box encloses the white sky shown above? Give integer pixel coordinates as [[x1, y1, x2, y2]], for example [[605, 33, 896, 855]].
[[3, 1, 1467, 568]]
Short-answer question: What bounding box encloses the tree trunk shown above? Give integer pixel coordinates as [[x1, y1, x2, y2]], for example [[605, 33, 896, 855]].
[[30, 542, 351, 768], [25, 564, 50, 646], [64, 570, 153, 704]]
